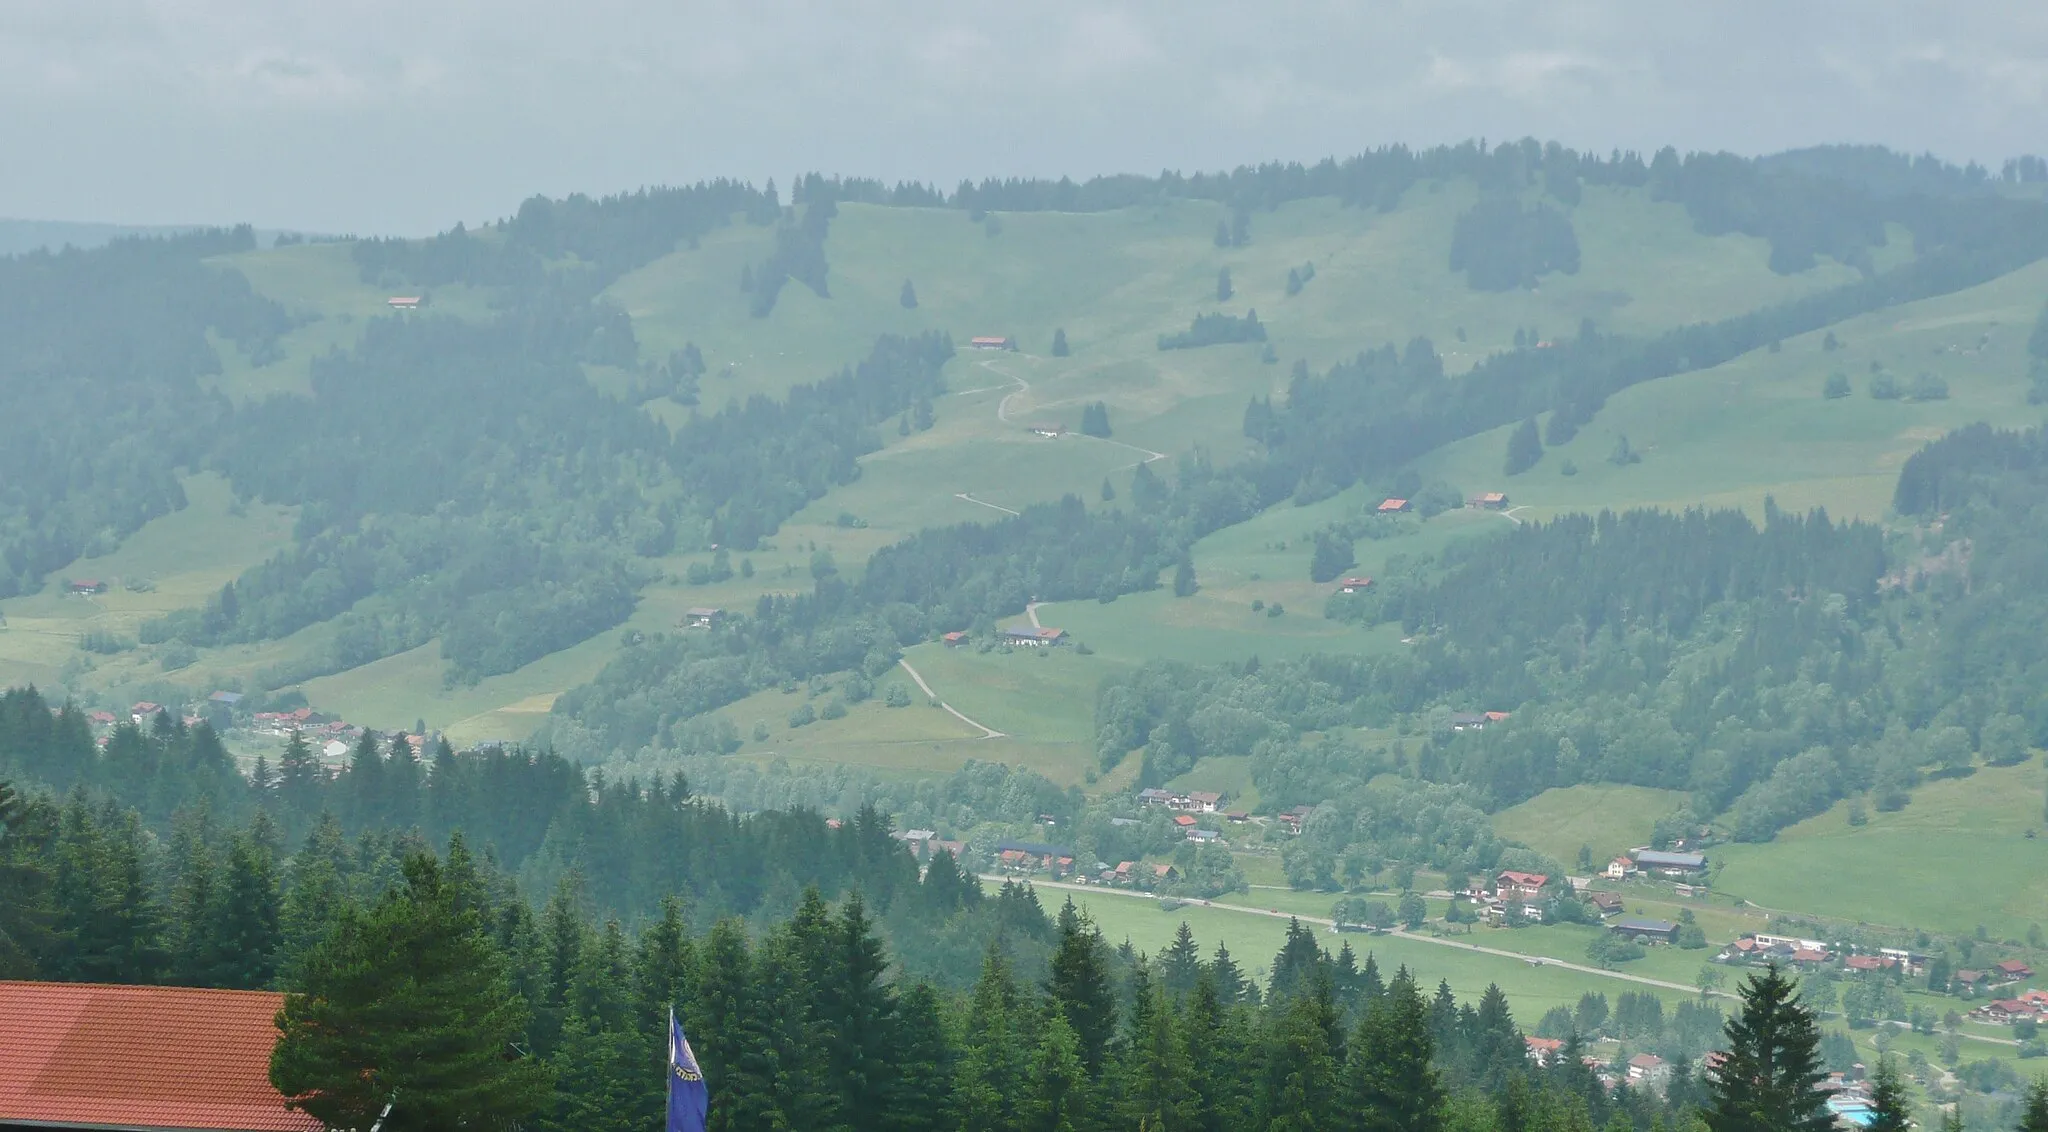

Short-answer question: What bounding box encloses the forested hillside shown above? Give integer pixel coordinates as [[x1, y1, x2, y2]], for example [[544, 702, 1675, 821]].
[[5, 139, 2048, 907]]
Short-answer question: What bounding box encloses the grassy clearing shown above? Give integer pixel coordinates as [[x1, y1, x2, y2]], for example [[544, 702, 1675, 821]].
[[1419, 256, 2048, 524], [1165, 756, 1260, 811], [0, 473, 298, 696], [1713, 760, 2048, 940], [1492, 785, 1692, 866]]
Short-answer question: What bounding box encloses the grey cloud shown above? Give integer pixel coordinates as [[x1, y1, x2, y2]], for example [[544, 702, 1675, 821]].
[[1, 0, 2044, 234]]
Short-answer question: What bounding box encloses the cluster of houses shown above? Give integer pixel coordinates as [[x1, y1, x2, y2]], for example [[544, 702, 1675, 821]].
[[990, 840, 1079, 877], [1713, 936, 2044, 1005], [1134, 787, 1241, 844], [1522, 1041, 1677, 1091], [1973, 986, 2048, 1024], [891, 829, 967, 863], [1097, 860, 1181, 889], [82, 697, 379, 768], [1526, 1042, 1874, 1116]]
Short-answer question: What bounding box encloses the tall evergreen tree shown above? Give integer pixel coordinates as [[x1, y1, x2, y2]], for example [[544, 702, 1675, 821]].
[[888, 981, 958, 1132], [2019, 1077, 2048, 1132], [51, 800, 164, 984], [1209, 942, 1251, 1006], [1026, 1012, 1089, 1132], [1162, 922, 1203, 999], [271, 850, 555, 1132], [1340, 970, 1445, 1132], [1268, 918, 1325, 1003], [1173, 556, 1198, 597], [1706, 964, 1833, 1132], [542, 921, 642, 1132], [1052, 328, 1070, 357], [958, 942, 1027, 1132], [278, 813, 350, 982], [1864, 1057, 1910, 1132], [1046, 899, 1117, 1076], [821, 893, 900, 1131], [1259, 986, 1340, 1131], [900, 279, 918, 309], [1505, 416, 1543, 475], [0, 780, 55, 975], [1217, 268, 1234, 302], [206, 832, 282, 988], [692, 919, 782, 1132], [1119, 971, 1196, 1131]]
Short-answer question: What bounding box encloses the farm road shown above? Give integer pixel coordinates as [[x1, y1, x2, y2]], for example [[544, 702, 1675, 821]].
[[897, 658, 1004, 738]]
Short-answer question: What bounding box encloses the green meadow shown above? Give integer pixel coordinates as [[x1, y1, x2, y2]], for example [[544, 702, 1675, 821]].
[[1712, 761, 2048, 941], [1492, 785, 1692, 867]]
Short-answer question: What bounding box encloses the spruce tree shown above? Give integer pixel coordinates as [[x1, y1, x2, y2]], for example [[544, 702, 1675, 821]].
[[1268, 918, 1325, 1003], [1341, 970, 1446, 1132], [0, 780, 56, 976], [900, 279, 918, 309], [1052, 327, 1070, 357], [1217, 267, 1234, 302], [1026, 1013, 1089, 1131], [691, 920, 782, 1132], [1173, 556, 1198, 597], [822, 893, 900, 1131], [1865, 1057, 1911, 1132], [52, 801, 164, 984], [278, 814, 350, 982], [1183, 972, 1247, 1131], [958, 942, 1027, 1132], [1706, 964, 1833, 1132], [1100, 477, 1116, 502], [271, 851, 555, 1132], [541, 922, 641, 1132], [1505, 416, 1543, 475], [1046, 899, 1117, 1076], [533, 877, 588, 1055], [205, 832, 282, 988], [1209, 942, 1251, 1005], [1119, 971, 1195, 1131], [2020, 1077, 2048, 1132], [888, 982, 958, 1132], [1162, 922, 1203, 998], [1260, 988, 1339, 1130]]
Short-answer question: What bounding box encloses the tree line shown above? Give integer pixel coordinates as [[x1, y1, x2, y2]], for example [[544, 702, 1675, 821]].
[[14, 761, 2002, 1132]]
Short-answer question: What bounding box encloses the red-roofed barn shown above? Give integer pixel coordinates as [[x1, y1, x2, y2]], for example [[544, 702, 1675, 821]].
[[0, 980, 320, 1131]]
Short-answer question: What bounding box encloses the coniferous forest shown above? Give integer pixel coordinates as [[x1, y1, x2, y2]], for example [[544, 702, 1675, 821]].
[[5, 753, 1969, 1132]]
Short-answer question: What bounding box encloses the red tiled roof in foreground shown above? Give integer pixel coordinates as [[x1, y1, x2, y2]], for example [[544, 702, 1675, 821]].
[[0, 980, 319, 1132]]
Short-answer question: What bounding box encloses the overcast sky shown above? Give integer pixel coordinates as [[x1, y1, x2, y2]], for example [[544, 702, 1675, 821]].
[[5, 1, 2046, 236]]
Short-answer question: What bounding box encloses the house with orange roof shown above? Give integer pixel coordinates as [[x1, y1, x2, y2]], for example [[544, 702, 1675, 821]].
[[0, 980, 321, 1132]]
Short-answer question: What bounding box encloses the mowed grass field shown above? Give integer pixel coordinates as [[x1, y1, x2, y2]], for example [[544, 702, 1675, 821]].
[[1712, 760, 2048, 941], [1419, 256, 2048, 523], [1491, 785, 1692, 866], [0, 473, 299, 697]]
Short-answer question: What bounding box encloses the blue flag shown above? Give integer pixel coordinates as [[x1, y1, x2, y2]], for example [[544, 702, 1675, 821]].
[[668, 1010, 709, 1132]]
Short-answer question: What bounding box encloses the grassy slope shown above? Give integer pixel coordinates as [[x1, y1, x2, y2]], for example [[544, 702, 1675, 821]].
[[34, 186, 2038, 820], [1419, 256, 2048, 523], [1712, 761, 2048, 941], [0, 473, 298, 696], [1492, 785, 1693, 867]]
